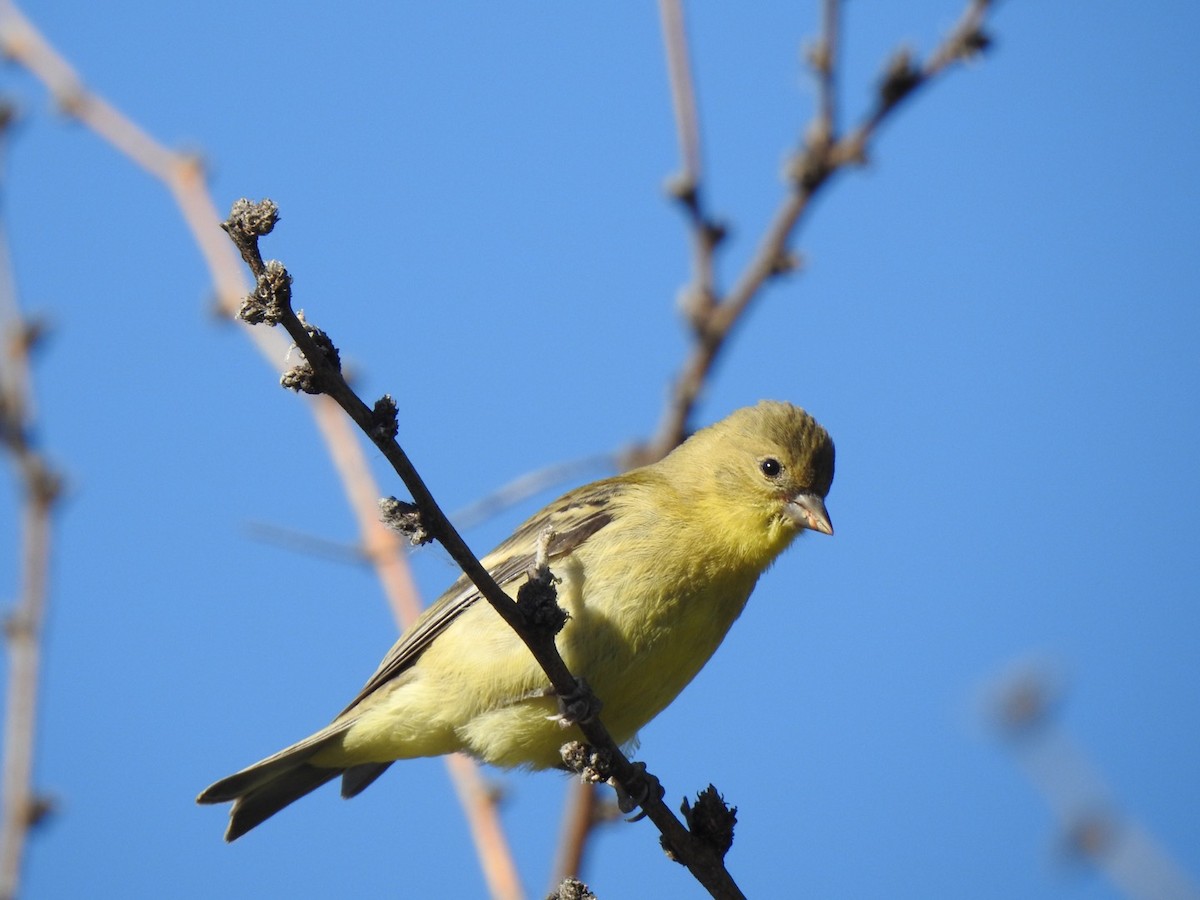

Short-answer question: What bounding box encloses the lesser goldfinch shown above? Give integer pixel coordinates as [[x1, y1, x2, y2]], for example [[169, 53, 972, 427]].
[[198, 400, 834, 840]]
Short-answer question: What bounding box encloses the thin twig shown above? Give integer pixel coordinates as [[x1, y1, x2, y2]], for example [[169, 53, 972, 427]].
[[246, 452, 617, 569], [0, 111, 62, 900], [0, 458, 56, 900], [445, 753, 523, 900], [639, 0, 998, 463], [814, 0, 841, 139], [991, 665, 1200, 899], [549, 781, 610, 892], [0, 4, 521, 895], [0, 1, 428, 622], [452, 453, 616, 531], [226, 201, 747, 899], [658, 0, 721, 325], [243, 522, 369, 566], [660, 0, 702, 185]]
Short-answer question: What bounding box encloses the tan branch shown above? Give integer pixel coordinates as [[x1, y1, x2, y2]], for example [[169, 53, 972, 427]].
[[992, 665, 1200, 898], [549, 781, 608, 892], [0, 3, 519, 895], [641, 0, 998, 463], [658, 0, 721, 323], [226, 201, 748, 899], [0, 150, 63, 899]]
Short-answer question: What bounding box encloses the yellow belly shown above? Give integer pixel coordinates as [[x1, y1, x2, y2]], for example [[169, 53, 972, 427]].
[[325, 532, 762, 770]]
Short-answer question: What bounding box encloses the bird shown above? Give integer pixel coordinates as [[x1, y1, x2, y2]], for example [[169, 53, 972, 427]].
[[198, 400, 835, 841]]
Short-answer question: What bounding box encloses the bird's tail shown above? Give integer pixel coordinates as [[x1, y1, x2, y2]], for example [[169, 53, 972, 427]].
[[197, 722, 393, 841]]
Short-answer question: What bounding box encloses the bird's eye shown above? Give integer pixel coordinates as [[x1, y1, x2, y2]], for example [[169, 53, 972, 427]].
[[759, 457, 783, 478]]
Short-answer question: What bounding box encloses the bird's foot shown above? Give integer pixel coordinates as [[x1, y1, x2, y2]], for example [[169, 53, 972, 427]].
[[611, 763, 663, 822], [547, 677, 602, 728]]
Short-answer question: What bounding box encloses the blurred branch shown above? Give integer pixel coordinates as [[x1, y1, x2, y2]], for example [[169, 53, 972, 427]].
[[549, 780, 617, 892], [452, 453, 616, 531], [813, 0, 841, 140], [245, 453, 617, 569], [225, 199, 748, 899], [0, 4, 522, 896], [558, 0, 1003, 879], [991, 664, 1200, 900], [0, 101, 62, 900], [636, 0, 998, 464], [0, 0, 424, 626], [0, 0, 1009, 895], [658, 0, 723, 324], [243, 521, 369, 566]]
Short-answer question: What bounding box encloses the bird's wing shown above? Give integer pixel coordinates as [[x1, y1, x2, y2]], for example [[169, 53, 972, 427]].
[[337, 478, 623, 715]]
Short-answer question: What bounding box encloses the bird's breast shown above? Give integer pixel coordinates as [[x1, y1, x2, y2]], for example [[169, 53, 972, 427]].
[[551, 544, 759, 742]]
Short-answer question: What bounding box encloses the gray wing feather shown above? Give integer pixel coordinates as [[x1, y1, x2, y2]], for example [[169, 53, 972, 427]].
[[337, 480, 620, 715]]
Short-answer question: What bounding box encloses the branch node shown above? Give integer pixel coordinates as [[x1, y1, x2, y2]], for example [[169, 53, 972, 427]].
[[278, 312, 342, 393], [805, 37, 832, 76], [560, 741, 613, 784], [769, 249, 804, 277], [55, 87, 87, 119], [14, 316, 51, 356], [221, 198, 278, 274], [516, 529, 567, 637], [786, 141, 832, 193], [226, 197, 279, 240], [30, 461, 63, 506], [992, 667, 1061, 739], [238, 260, 292, 325], [378, 496, 434, 546], [26, 793, 56, 830], [957, 27, 993, 60], [701, 219, 728, 249], [664, 171, 699, 209], [175, 152, 208, 185], [546, 876, 597, 900], [880, 47, 921, 108], [370, 394, 400, 441], [678, 784, 737, 861], [296, 312, 340, 369], [0, 98, 18, 134], [1062, 808, 1120, 862], [279, 363, 318, 394]]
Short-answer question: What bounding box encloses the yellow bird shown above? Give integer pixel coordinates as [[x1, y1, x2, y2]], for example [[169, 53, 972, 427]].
[[198, 400, 834, 840]]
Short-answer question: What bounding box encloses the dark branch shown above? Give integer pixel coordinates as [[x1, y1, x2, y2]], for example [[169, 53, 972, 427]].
[[225, 199, 747, 900]]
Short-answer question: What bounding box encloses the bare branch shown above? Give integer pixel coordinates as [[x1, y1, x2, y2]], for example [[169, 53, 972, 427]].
[[452, 453, 616, 532], [0, 105, 63, 900], [445, 753, 524, 900], [659, 0, 702, 185], [550, 781, 613, 892], [0, 2, 1011, 894], [227, 201, 748, 899], [640, 0, 1001, 463], [0, 4, 521, 892], [658, 0, 723, 329], [811, 0, 841, 142], [990, 664, 1200, 899]]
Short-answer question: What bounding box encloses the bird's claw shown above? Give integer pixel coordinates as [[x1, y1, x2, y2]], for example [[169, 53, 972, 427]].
[[610, 763, 663, 821], [547, 677, 602, 728]]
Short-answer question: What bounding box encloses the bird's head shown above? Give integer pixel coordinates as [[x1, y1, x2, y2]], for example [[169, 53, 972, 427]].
[[665, 400, 835, 564]]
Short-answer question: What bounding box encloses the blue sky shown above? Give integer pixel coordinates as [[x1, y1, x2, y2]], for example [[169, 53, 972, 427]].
[[1, 2, 1198, 898]]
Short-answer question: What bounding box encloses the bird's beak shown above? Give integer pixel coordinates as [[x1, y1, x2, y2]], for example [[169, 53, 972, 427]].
[[787, 492, 833, 535]]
